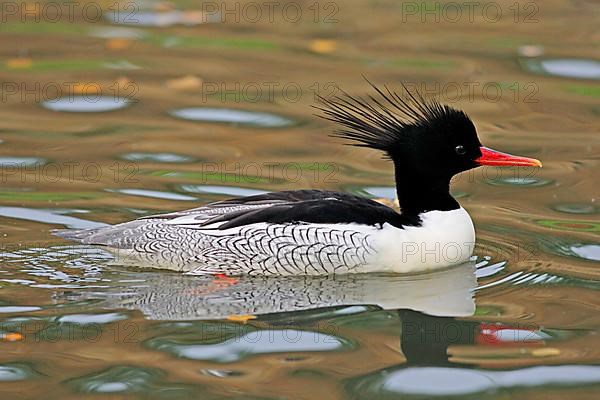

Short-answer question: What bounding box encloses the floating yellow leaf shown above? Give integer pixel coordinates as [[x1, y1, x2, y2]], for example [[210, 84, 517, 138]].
[[106, 38, 132, 50], [154, 1, 175, 12], [1, 332, 24, 342], [115, 76, 132, 87], [518, 45, 544, 57], [309, 39, 337, 54], [72, 83, 101, 95], [531, 348, 561, 357], [226, 315, 257, 323], [6, 58, 32, 69], [166, 75, 203, 91]]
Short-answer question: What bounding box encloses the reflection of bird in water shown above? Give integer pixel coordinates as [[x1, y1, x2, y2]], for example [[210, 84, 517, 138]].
[[399, 309, 479, 367], [63, 261, 478, 320], [346, 310, 589, 398]]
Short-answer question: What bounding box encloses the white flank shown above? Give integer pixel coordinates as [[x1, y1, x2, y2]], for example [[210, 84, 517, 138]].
[[99, 207, 476, 275]]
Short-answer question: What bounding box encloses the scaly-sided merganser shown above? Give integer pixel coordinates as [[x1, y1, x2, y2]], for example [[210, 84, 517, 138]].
[[56, 82, 542, 275]]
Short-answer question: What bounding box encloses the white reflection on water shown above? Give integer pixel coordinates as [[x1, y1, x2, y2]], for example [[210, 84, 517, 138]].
[[540, 59, 600, 80], [0, 157, 46, 167], [169, 107, 295, 128], [42, 96, 131, 113], [110, 189, 196, 201], [179, 184, 266, 197], [377, 365, 600, 396], [571, 244, 600, 262], [158, 329, 346, 362], [104, 10, 211, 27], [0, 207, 107, 230]]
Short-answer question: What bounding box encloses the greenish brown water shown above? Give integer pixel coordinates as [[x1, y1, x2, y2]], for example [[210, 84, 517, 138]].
[[0, 0, 599, 398]]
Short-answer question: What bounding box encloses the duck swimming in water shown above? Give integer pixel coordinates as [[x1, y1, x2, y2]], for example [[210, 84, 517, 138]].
[[56, 82, 542, 275]]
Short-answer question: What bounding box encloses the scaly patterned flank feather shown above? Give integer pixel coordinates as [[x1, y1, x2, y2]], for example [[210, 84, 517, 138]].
[[314, 79, 473, 156]]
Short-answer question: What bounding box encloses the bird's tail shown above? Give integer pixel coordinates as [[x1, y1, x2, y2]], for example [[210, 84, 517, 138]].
[[52, 228, 99, 243]]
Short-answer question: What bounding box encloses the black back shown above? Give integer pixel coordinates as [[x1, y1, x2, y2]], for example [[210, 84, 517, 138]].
[[200, 190, 420, 229]]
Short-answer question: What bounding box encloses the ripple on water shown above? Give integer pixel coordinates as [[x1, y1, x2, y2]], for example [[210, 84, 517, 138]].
[[169, 107, 295, 128], [110, 189, 196, 201], [570, 244, 600, 262], [179, 184, 266, 197], [0, 207, 106, 229], [201, 369, 245, 378], [103, 60, 142, 70], [121, 152, 195, 163], [66, 366, 164, 393], [0, 157, 45, 167], [105, 10, 211, 27], [89, 27, 147, 39], [486, 176, 553, 187], [146, 329, 351, 363], [57, 312, 127, 325], [350, 365, 600, 398], [0, 363, 40, 382], [522, 58, 600, 80], [536, 219, 600, 233], [0, 306, 42, 313], [543, 238, 600, 262], [41, 96, 131, 112], [553, 203, 597, 214]]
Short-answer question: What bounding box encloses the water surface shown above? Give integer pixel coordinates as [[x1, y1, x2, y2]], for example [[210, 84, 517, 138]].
[[0, 1, 599, 399]]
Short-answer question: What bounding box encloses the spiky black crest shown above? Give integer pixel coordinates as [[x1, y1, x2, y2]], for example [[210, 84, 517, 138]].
[[314, 80, 473, 156]]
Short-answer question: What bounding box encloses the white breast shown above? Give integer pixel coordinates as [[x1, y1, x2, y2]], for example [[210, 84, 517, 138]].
[[366, 207, 476, 273]]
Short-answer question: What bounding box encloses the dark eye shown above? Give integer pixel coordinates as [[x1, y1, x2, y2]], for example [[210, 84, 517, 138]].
[[455, 145, 466, 155]]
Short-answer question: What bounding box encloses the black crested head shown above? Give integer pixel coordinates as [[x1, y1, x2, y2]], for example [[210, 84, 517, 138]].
[[315, 79, 483, 180], [315, 80, 485, 214]]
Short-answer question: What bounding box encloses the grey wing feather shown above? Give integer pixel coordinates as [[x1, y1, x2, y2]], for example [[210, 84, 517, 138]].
[[53, 200, 279, 248], [53, 191, 378, 275]]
